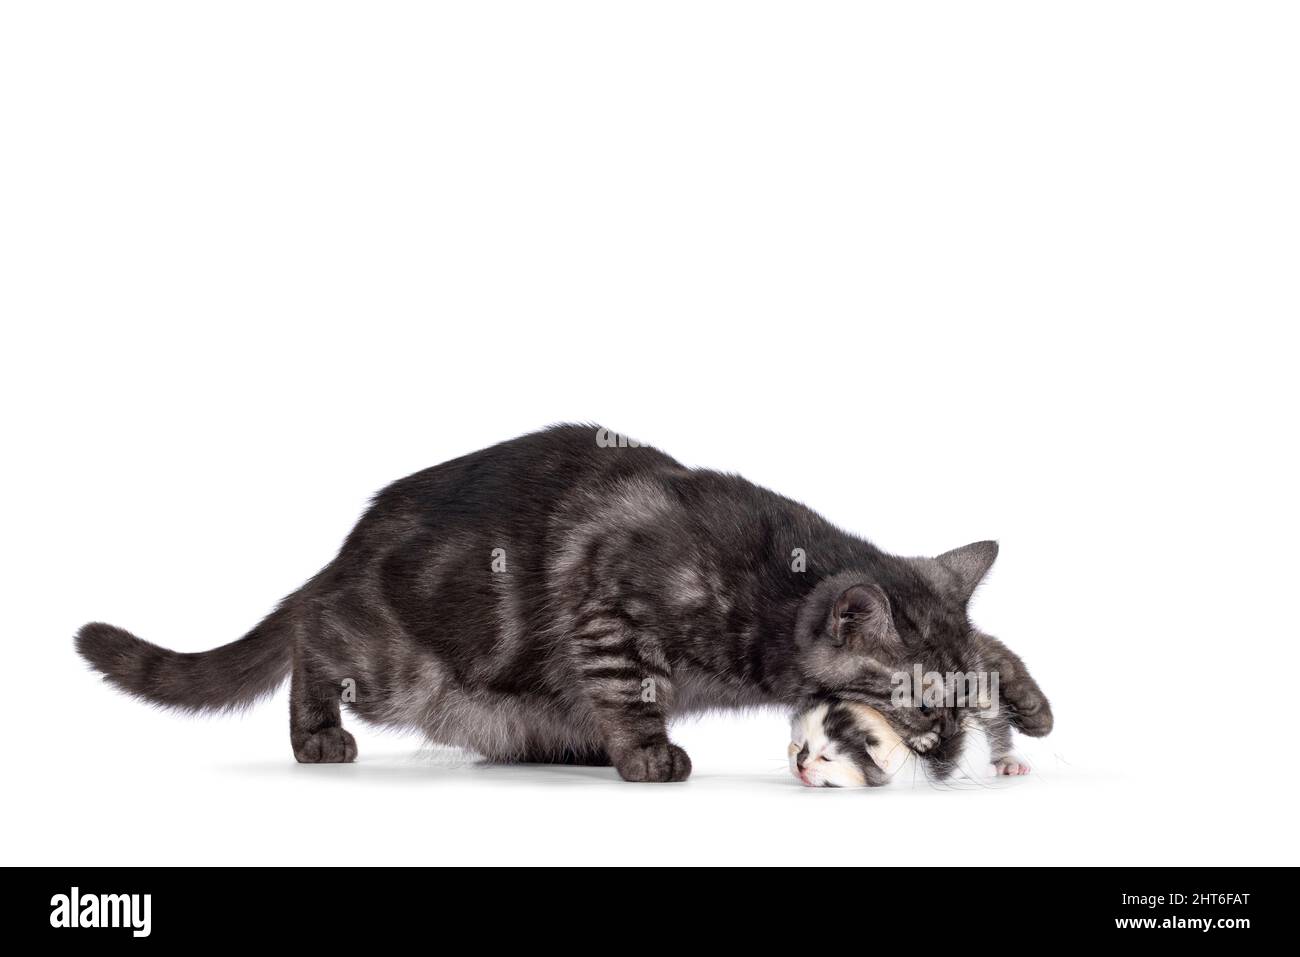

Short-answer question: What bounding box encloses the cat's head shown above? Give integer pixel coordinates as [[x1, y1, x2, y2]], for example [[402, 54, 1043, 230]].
[[791, 540, 1003, 773]]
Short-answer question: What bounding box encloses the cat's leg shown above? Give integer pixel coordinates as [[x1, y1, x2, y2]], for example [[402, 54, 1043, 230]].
[[570, 623, 689, 783], [974, 633, 1053, 737], [290, 649, 357, 763], [984, 719, 1030, 776]]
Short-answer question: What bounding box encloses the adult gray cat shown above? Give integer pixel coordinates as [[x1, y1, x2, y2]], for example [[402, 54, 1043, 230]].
[[76, 424, 1052, 782]]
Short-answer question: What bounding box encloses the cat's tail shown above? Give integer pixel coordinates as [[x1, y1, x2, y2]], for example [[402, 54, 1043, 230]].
[[74, 600, 296, 713]]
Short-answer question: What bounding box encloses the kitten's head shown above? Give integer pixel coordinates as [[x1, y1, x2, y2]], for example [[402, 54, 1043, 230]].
[[789, 696, 1010, 788], [791, 540, 1003, 776], [787, 700, 912, 787]]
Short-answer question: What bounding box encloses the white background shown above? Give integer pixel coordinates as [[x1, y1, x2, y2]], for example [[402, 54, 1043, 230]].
[[2, 2, 1297, 866]]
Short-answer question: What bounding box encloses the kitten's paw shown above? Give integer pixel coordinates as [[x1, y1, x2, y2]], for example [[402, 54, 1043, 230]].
[[993, 754, 1031, 776], [615, 742, 692, 783], [909, 731, 940, 754], [294, 728, 358, 764]]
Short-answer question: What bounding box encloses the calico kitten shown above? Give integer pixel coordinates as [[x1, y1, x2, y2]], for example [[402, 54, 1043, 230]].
[[76, 424, 1051, 782], [788, 700, 909, 788], [789, 692, 1030, 789]]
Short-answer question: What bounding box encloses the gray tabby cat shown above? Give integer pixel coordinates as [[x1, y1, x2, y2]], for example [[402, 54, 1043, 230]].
[[76, 424, 1052, 782]]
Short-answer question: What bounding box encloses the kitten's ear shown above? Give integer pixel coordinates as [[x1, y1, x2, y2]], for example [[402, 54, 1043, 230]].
[[935, 540, 998, 602], [831, 584, 896, 648], [842, 703, 909, 775]]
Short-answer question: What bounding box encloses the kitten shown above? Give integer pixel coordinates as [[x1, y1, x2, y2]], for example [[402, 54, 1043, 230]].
[[76, 424, 1051, 782], [789, 693, 1030, 788], [788, 700, 909, 788]]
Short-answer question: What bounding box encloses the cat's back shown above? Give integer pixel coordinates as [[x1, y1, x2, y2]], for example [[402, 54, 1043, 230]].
[[363, 424, 684, 531]]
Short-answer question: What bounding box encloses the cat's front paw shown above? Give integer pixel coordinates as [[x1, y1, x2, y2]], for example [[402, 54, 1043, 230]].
[[294, 727, 358, 764], [993, 754, 1031, 776], [615, 742, 692, 783], [1007, 698, 1053, 737]]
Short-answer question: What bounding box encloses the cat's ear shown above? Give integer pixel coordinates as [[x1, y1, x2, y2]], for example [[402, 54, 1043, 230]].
[[830, 583, 896, 648], [935, 540, 998, 602]]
